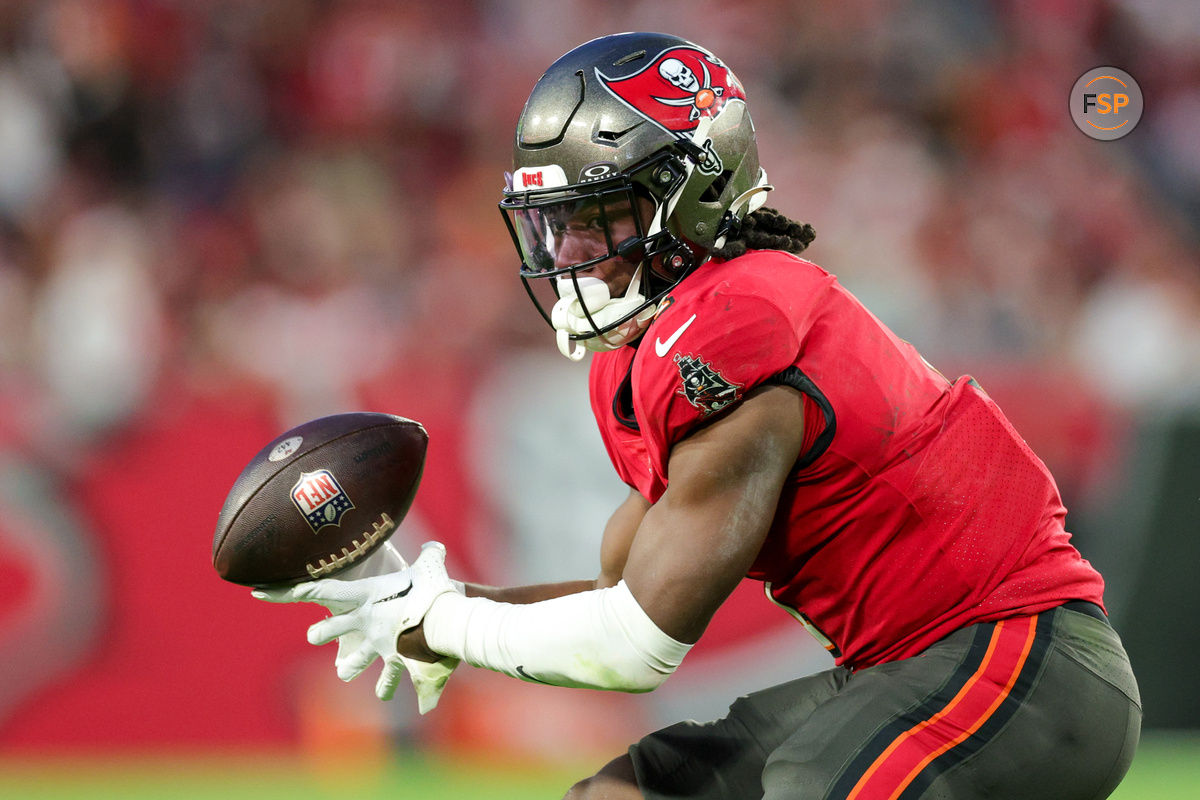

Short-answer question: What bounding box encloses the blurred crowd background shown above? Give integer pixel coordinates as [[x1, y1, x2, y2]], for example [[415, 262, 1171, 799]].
[[0, 0, 1197, 772]]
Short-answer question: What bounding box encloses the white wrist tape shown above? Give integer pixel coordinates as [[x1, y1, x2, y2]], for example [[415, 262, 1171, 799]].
[[423, 580, 692, 692]]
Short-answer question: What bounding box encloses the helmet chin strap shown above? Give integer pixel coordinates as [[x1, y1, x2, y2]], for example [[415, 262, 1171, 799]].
[[551, 265, 656, 361]]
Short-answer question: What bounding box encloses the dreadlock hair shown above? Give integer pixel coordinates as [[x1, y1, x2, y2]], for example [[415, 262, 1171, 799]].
[[710, 207, 816, 261]]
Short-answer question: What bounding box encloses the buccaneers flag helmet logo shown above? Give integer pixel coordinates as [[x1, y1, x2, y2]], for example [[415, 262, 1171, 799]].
[[597, 46, 746, 135]]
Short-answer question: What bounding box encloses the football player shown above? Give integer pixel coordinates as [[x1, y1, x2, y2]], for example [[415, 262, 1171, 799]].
[[259, 32, 1141, 799]]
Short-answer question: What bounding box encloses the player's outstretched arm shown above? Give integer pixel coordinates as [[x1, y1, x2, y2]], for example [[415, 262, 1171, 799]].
[[415, 384, 805, 690], [255, 486, 651, 704]]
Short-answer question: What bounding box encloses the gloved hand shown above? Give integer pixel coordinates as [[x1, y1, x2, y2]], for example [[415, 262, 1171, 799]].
[[301, 540, 403, 691], [327, 541, 462, 710], [253, 541, 461, 711]]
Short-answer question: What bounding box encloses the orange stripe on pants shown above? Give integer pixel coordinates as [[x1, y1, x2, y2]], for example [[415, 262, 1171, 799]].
[[846, 616, 1039, 800]]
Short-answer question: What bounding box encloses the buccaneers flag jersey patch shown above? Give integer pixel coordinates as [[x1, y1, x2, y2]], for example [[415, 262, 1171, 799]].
[[673, 353, 742, 416]]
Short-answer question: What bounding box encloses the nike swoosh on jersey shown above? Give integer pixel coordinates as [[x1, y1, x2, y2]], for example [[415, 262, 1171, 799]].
[[655, 314, 698, 357]]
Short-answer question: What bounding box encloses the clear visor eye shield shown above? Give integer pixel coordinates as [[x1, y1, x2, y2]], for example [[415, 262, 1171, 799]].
[[500, 157, 689, 360]]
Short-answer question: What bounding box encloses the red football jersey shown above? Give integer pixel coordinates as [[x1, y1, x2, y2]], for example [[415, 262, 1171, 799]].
[[589, 250, 1105, 668]]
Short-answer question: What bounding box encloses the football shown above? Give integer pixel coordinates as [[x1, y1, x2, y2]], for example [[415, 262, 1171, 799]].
[[213, 412, 428, 587]]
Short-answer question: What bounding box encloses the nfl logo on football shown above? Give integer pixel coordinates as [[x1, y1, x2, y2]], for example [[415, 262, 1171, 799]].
[[290, 469, 355, 532]]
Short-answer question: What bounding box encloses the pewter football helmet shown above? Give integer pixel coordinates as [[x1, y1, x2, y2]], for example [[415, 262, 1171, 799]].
[[499, 32, 769, 359]]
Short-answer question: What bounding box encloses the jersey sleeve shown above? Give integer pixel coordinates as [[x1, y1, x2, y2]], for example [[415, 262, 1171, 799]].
[[632, 290, 802, 487]]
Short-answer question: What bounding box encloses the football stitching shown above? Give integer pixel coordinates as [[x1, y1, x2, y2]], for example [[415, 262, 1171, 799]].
[[305, 512, 396, 579]]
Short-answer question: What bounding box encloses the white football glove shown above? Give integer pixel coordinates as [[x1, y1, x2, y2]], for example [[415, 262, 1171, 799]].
[[330, 541, 462, 710], [253, 541, 461, 711]]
